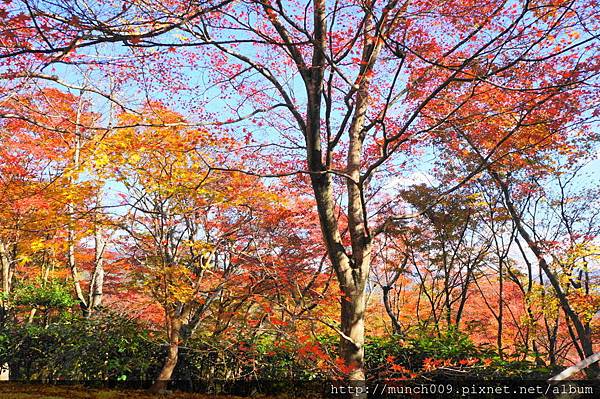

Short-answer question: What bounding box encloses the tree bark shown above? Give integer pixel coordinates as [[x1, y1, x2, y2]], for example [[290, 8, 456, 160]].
[[149, 317, 181, 393], [340, 289, 367, 380], [0, 242, 10, 302], [68, 99, 88, 312], [381, 261, 406, 335], [86, 227, 105, 315], [382, 287, 402, 335], [0, 241, 12, 322], [310, 173, 370, 380], [497, 258, 504, 358]]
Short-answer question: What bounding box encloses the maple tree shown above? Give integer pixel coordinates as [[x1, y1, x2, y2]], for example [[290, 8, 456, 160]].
[[149, 0, 597, 379], [95, 104, 334, 388], [0, 87, 108, 321], [0, 0, 599, 390], [488, 167, 600, 373], [99, 106, 245, 389]]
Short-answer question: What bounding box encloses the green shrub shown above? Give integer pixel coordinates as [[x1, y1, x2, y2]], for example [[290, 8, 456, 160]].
[[0, 312, 161, 382], [409, 325, 479, 359], [0, 315, 560, 388], [13, 282, 78, 309]]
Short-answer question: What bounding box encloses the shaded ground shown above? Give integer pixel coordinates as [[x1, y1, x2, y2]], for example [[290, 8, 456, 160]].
[[0, 383, 251, 399]]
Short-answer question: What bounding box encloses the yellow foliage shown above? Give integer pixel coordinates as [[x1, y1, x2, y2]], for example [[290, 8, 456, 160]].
[[30, 239, 46, 252]]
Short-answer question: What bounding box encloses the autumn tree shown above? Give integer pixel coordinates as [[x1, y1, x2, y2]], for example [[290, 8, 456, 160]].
[[492, 166, 600, 367], [160, 0, 600, 379], [1, 0, 599, 382], [98, 104, 327, 390], [0, 87, 110, 324]]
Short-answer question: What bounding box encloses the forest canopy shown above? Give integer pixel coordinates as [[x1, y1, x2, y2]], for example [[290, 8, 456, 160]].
[[0, 0, 599, 395]]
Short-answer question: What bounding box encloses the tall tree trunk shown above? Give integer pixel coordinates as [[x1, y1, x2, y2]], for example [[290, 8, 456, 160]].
[[68, 98, 88, 313], [340, 287, 367, 380], [0, 241, 12, 322], [310, 173, 370, 379], [86, 227, 105, 315], [299, 0, 391, 382], [90, 266, 104, 309], [150, 317, 181, 393], [0, 242, 10, 301]]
